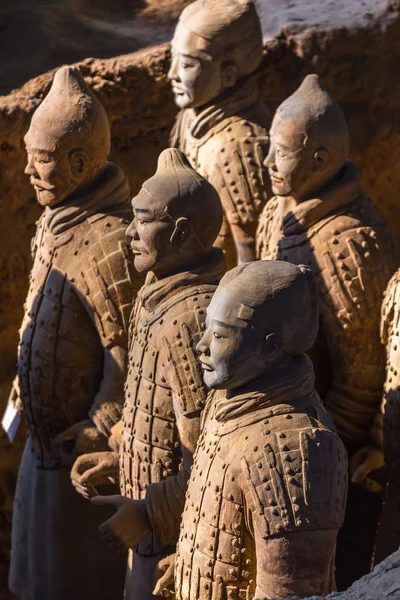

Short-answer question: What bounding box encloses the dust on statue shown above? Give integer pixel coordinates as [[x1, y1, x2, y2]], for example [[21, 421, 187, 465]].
[[9, 66, 141, 600], [256, 74, 397, 588], [73, 149, 226, 600], [169, 0, 271, 269], [171, 260, 347, 600]]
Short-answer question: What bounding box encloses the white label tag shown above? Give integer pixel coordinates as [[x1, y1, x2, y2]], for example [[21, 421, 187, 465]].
[[1, 399, 21, 442]]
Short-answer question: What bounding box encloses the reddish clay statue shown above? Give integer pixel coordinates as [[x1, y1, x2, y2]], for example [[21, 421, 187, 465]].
[[9, 66, 139, 600], [174, 260, 347, 600], [169, 0, 271, 269], [369, 271, 400, 564], [256, 74, 396, 588], [85, 149, 226, 599]]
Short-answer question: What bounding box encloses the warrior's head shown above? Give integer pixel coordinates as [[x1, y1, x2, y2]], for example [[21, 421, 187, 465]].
[[197, 260, 318, 392], [126, 148, 223, 277], [168, 0, 263, 110], [24, 65, 110, 207], [265, 74, 350, 202]]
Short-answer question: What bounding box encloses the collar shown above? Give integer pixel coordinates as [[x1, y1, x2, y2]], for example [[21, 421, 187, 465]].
[[281, 160, 361, 236]]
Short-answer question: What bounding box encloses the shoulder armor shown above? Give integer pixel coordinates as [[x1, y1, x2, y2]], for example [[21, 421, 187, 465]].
[[317, 221, 395, 331], [79, 217, 138, 348], [209, 118, 270, 225], [162, 288, 214, 416], [241, 422, 347, 538]]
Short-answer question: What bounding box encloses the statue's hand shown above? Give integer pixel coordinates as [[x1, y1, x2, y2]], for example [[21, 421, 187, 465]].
[[52, 419, 109, 463], [8, 376, 23, 413], [153, 553, 176, 597], [91, 495, 151, 553], [350, 444, 385, 493], [71, 451, 119, 499]]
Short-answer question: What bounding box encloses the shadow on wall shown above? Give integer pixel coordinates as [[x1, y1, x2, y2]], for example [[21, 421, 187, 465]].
[[0, 0, 191, 95]]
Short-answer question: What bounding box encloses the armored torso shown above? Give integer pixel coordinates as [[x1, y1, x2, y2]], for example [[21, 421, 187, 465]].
[[171, 77, 270, 267], [176, 366, 347, 600], [18, 168, 135, 465], [257, 162, 396, 448], [121, 252, 225, 556]]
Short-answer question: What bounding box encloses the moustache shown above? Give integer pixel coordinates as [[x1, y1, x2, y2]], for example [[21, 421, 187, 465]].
[[130, 242, 146, 255], [30, 177, 54, 191]]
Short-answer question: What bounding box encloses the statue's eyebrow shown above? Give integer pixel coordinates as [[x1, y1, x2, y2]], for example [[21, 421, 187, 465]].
[[211, 319, 235, 330]]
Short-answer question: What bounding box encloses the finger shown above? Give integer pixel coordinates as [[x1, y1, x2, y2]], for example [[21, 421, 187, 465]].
[[80, 464, 107, 486], [352, 461, 373, 484], [91, 494, 123, 509], [73, 482, 98, 499]]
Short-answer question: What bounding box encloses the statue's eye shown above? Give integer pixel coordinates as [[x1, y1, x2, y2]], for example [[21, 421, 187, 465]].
[[276, 149, 286, 158], [213, 332, 222, 339]]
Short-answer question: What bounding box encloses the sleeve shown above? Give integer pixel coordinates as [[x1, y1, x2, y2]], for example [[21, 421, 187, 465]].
[[319, 224, 396, 448], [80, 219, 138, 435], [239, 426, 347, 598], [370, 270, 400, 450], [210, 126, 270, 263], [144, 304, 208, 546]]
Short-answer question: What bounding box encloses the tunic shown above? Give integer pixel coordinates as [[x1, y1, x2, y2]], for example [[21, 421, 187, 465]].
[[257, 160, 396, 449], [120, 249, 226, 599], [176, 355, 347, 600], [10, 162, 140, 600], [171, 76, 271, 268]]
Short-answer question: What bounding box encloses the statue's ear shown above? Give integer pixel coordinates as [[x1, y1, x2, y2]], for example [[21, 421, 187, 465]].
[[170, 217, 191, 246], [263, 332, 281, 362], [69, 149, 89, 177], [313, 147, 329, 170], [221, 62, 238, 90]]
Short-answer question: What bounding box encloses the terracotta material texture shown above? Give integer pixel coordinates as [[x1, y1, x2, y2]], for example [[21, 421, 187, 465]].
[[175, 261, 347, 600], [81, 149, 225, 600], [9, 66, 140, 600], [169, 0, 271, 268], [256, 75, 397, 587], [0, 2, 399, 596], [370, 270, 400, 564], [257, 74, 396, 452]]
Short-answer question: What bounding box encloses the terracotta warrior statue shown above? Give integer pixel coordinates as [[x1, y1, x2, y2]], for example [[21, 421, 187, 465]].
[[73, 149, 226, 599], [9, 66, 140, 600], [169, 0, 271, 269], [362, 271, 400, 565], [173, 260, 347, 600], [256, 74, 397, 587]]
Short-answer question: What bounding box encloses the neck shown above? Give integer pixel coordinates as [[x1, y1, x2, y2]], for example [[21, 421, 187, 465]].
[[150, 250, 210, 281], [49, 166, 106, 209], [293, 166, 344, 204], [226, 354, 293, 399]]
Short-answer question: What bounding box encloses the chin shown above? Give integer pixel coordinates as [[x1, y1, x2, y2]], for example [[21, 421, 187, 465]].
[[36, 190, 58, 207], [173, 93, 192, 110], [134, 255, 151, 273]]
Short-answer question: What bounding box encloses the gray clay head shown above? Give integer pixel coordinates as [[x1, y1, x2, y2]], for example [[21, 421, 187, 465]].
[[24, 65, 110, 207], [266, 74, 350, 201], [197, 260, 319, 390], [127, 148, 223, 275], [169, 0, 263, 109]]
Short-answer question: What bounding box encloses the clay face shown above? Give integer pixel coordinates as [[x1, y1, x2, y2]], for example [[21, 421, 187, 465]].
[[24, 130, 88, 207], [169, 26, 230, 110], [265, 116, 325, 202], [126, 190, 177, 275], [197, 288, 272, 391]]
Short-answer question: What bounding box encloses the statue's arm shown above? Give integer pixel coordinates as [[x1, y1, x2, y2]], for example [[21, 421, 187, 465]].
[[320, 226, 395, 448], [81, 223, 137, 436], [144, 309, 207, 546]]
